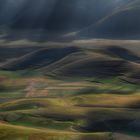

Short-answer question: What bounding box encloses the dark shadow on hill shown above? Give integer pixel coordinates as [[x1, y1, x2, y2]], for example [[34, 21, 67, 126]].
[[77, 111, 140, 133]]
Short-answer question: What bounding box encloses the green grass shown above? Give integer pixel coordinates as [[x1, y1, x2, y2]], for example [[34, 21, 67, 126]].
[[0, 71, 20, 79], [12, 119, 74, 130], [0, 92, 23, 98], [0, 96, 139, 140], [0, 122, 110, 140], [0, 70, 140, 139]]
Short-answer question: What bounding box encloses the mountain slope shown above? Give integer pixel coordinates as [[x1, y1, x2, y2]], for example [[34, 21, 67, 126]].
[[1, 46, 140, 81], [0, 46, 80, 70], [1, 0, 125, 30], [0, 46, 41, 63], [0, 0, 137, 40], [79, 1, 140, 39], [103, 46, 140, 63], [40, 50, 126, 77]]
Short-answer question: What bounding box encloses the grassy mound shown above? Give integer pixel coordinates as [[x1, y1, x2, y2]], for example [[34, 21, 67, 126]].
[[0, 122, 110, 140]]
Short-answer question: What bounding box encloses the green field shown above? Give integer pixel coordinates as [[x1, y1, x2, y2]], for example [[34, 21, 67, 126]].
[[0, 70, 139, 140]]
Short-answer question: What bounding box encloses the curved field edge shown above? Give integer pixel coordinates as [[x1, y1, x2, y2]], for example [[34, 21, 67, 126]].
[[0, 122, 110, 140]]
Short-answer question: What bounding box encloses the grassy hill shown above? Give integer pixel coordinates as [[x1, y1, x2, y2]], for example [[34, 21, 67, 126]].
[[0, 46, 80, 70], [0, 92, 140, 139], [1, 45, 140, 84], [0, 122, 111, 140]]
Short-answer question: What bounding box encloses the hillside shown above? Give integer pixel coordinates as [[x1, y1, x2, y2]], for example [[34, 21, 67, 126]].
[[1, 45, 140, 84], [0, 46, 80, 70], [79, 0, 140, 39], [0, 122, 110, 140], [0, 46, 41, 62]]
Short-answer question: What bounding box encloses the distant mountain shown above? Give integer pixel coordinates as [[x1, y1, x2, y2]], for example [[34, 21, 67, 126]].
[[0, 0, 124, 30], [78, 0, 140, 39], [0, 0, 139, 40], [0, 46, 40, 62]]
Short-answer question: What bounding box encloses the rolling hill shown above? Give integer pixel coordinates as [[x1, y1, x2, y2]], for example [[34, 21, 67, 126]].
[[1, 45, 140, 83], [0, 46, 41, 62], [0, 46, 80, 70], [0, 121, 110, 140]]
